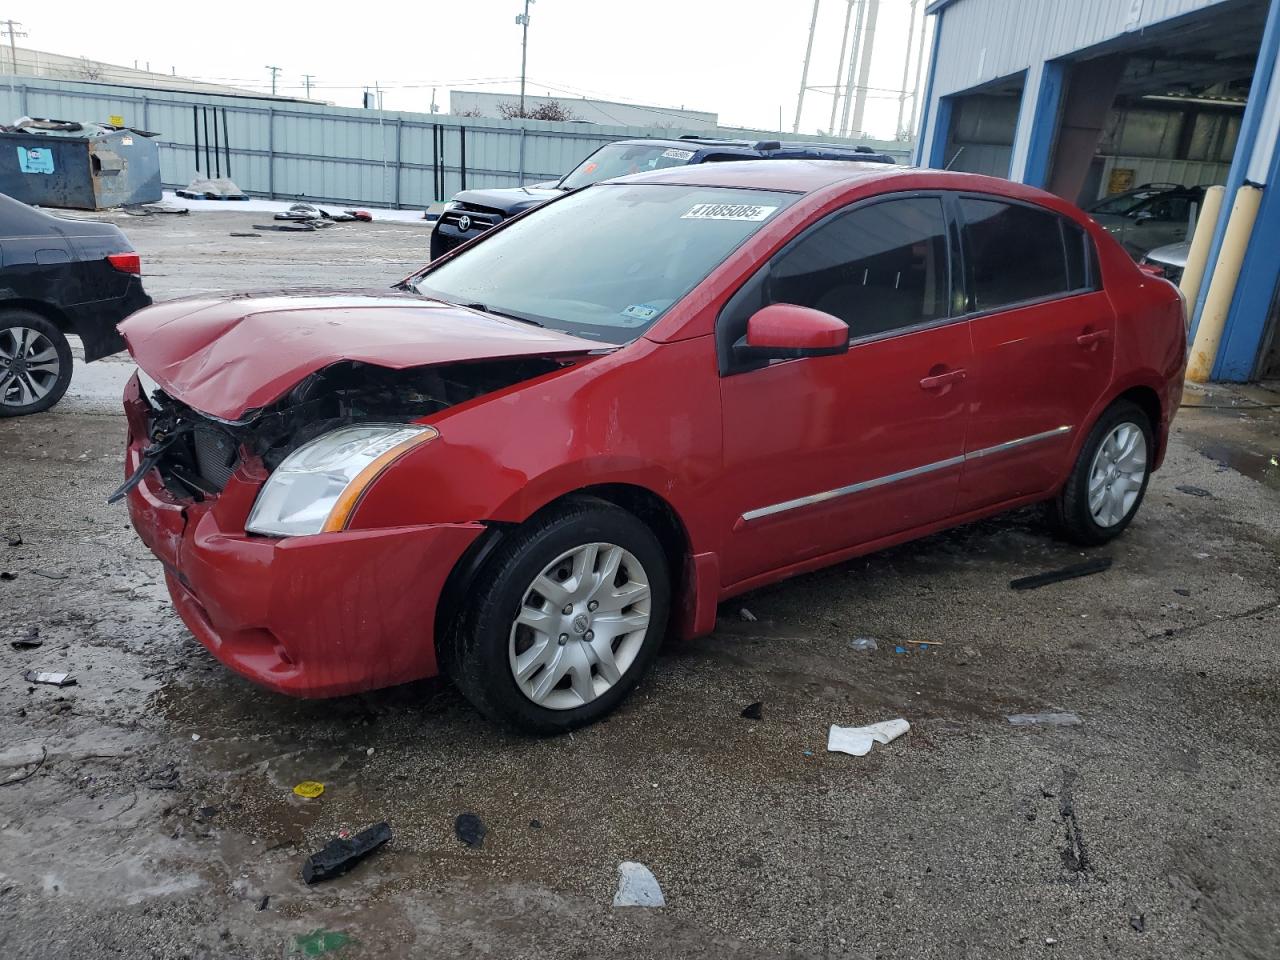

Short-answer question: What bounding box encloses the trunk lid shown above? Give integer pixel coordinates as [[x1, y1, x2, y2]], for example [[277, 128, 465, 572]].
[[120, 289, 605, 421]]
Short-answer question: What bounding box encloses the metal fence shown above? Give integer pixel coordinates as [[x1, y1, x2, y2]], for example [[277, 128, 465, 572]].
[[0, 76, 912, 209]]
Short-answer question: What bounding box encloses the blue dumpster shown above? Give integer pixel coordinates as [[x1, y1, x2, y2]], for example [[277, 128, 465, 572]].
[[0, 119, 162, 210]]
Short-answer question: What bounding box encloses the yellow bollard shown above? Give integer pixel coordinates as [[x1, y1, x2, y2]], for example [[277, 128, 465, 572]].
[[1186, 184, 1263, 383], [1178, 184, 1224, 312]]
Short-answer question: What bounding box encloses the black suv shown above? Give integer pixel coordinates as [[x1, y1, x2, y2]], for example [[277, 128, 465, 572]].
[[429, 136, 898, 260], [1, 192, 151, 416]]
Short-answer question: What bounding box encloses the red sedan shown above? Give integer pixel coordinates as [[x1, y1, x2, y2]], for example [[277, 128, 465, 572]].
[[118, 161, 1186, 733]]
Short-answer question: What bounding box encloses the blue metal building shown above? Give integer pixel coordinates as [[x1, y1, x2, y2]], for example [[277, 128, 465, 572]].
[[915, 0, 1280, 381]]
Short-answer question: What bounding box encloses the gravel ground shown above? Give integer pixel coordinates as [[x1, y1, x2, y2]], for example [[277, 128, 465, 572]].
[[0, 211, 1278, 960]]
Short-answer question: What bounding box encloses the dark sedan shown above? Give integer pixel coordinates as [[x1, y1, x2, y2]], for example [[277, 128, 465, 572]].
[[1, 192, 150, 416]]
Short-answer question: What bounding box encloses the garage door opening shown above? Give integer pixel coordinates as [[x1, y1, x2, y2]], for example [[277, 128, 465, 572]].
[[1041, 0, 1268, 266], [940, 73, 1026, 177]]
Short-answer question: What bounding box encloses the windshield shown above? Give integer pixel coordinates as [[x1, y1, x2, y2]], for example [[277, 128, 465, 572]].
[[412, 183, 797, 343], [558, 143, 701, 190]]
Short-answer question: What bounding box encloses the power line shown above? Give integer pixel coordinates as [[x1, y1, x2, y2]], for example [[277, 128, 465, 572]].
[[302, 73, 315, 98]]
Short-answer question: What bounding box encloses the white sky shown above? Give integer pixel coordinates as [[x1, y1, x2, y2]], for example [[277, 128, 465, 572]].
[[16, 0, 933, 140]]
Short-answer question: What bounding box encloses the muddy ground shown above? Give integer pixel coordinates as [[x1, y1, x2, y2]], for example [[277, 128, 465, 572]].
[[1, 211, 1279, 960]]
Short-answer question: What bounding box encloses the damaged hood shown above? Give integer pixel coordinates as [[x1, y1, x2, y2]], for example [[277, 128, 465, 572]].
[[120, 289, 604, 421]]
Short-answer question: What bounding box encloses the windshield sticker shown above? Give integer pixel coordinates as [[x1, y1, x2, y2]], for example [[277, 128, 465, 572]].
[[682, 202, 778, 222], [661, 148, 695, 161], [621, 304, 659, 323]]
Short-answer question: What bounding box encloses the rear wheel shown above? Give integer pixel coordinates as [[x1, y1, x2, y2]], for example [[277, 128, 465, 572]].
[[0, 310, 72, 417], [1052, 400, 1153, 545], [444, 498, 670, 734]]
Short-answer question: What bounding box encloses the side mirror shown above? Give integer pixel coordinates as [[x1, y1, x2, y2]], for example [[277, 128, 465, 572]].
[[733, 303, 850, 363]]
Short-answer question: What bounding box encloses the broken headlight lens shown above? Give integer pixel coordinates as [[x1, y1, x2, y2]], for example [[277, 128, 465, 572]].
[[245, 423, 438, 537]]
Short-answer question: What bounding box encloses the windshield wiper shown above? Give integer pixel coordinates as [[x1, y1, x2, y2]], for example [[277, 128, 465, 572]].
[[461, 302, 544, 328]]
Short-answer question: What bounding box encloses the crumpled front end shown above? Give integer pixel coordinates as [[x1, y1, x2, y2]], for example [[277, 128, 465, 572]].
[[121, 373, 484, 697]]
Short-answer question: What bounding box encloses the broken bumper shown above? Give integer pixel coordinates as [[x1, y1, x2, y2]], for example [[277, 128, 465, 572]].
[[122, 377, 485, 698]]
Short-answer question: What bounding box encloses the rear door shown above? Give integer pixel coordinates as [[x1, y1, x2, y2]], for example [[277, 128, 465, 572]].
[[718, 194, 973, 587], [956, 195, 1115, 512]]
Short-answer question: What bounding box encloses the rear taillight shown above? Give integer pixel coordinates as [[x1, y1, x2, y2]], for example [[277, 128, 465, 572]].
[[1138, 262, 1165, 278], [107, 252, 141, 275]]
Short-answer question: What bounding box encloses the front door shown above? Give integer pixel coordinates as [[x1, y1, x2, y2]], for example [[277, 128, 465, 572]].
[[955, 196, 1116, 511], [718, 195, 972, 588]]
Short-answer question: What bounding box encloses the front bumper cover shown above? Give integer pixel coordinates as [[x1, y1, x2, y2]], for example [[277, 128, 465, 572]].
[[123, 375, 484, 698]]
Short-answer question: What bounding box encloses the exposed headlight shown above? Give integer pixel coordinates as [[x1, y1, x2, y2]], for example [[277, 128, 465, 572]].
[[246, 423, 438, 537]]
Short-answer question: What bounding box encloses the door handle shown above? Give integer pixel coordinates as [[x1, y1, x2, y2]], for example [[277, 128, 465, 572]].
[[1076, 329, 1111, 347], [919, 368, 967, 390]]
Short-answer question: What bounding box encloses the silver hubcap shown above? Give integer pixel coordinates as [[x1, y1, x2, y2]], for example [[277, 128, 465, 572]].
[[0, 326, 61, 407], [1088, 422, 1147, 527], [509, 542, 651, 710]]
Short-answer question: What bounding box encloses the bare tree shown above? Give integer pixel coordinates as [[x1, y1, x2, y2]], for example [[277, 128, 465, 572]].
[[454, 107, 484, 117], [497, 99, 576, 121]]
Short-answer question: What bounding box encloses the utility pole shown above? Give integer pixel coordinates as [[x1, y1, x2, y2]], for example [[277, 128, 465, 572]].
[[792, 0, 821, 133], [828, 0, 855, 135], [265, 64, 281, 96], [1, 19, 27, 94], [515, 0, 535, 117], [302, 73, 315, 99], [897, 0, 920, 138], [848, 0, 881, 138]]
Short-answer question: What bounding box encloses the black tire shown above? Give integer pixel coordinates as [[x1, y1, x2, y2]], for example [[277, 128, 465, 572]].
[[443, 497, 671, 735], [1051, 399, 1154, 545], [0, 310, 73, 417]]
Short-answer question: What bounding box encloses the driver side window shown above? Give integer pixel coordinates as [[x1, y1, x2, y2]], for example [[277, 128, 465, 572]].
[[767, 196, 950, 339]]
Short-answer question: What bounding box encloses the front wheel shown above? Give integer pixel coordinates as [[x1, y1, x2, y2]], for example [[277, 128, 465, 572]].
[[443, 498, 671, 734], [1052, 399, 1153, 545], [0, 310, 73, 417]]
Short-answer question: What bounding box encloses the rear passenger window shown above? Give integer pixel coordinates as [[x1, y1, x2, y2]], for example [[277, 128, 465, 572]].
[[961, 198, 1088, 311], [768, 196, 949, 339]]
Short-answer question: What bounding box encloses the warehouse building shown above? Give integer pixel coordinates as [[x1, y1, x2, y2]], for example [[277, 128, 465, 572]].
[[914, 0, 1280, 381]]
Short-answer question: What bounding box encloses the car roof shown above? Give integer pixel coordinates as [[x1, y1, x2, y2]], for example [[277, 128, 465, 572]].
[[613, 158, 913, 193]]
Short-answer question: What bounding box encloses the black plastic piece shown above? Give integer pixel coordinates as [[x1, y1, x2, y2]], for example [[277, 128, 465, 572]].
[[1009, 557, 1112, 591], [301, 821, 392, 884]]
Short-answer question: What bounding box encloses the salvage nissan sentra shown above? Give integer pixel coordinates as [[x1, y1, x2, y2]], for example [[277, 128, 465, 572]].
[[118, 161, 1186, 734]]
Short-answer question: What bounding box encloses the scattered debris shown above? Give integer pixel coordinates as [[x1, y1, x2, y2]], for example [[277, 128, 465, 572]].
[[6, 534, 21, 547], [740, 701, 763, 720], [1007, 712, 1082, 727], [1175, 485, 1214, 498], [1173, 588, 1191, 597], [292, 929, 351, 956], [738, 607, 758, 622], [191, 734, 201, 741], [31, 569, 68, 580], [293, 781, 325, 799], [613, 861, 665, 908], [529, 819, 543, 829], [1129, 914, 1145, 933], [1010, 557, 1112, 591], [123, 201, 189, 216], [176, 176, 247, 200], [346, 210, 372, 222], [455, 813, 487, 848], [0, 572, 13, 581], [1057, 769, 1091, 876], [827, 719, 910, 757], [257, 895, 270, 912], [301, 822, 392, 884], [851, 637, 879, 652], [22, 670, 75, 687], [228, 231, 261, 238], [252, 222, 327, 233], [10, 627, 41, 650], [893, 645, 907, 655]]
